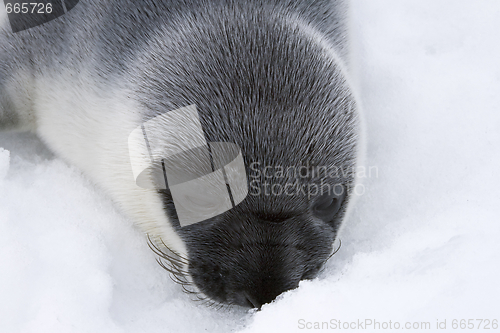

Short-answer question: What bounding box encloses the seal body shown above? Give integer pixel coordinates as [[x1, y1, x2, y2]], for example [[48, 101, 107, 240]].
[[0, 0, 360, 307]]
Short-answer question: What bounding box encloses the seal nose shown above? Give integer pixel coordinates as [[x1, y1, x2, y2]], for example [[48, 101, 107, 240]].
[[243, 292, 263, 309], [233, 273, 302, 308]]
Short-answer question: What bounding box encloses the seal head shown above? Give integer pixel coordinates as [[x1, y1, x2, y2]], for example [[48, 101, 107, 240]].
[[131, 3, 359, 308]]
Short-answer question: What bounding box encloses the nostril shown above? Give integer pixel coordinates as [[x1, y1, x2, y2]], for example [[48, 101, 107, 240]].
[[244, 291, 262, 309]]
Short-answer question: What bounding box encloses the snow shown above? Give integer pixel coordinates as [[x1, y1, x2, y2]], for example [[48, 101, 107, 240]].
[[1, 1, 500, 332]]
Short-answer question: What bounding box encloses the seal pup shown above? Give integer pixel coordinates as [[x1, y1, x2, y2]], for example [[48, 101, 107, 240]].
[[0, 0, 361, 308]]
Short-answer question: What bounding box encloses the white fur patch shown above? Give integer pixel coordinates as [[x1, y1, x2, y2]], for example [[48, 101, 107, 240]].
[[33, 68, 188, 258]]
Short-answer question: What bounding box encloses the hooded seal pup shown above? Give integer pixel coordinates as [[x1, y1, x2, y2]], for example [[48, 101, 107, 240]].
[[0, 0, 361, 308]]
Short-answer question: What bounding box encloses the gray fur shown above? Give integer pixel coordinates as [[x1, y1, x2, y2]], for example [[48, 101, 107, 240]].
[[0, 0, 360, 308]]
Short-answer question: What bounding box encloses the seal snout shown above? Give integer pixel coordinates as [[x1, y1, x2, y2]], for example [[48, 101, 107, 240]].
[[188, 241, 308, 308], [230, 266, 303, 309], [184, 209, 336, 308]]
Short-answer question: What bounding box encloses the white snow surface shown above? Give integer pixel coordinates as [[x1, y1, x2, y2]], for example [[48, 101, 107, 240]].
[[1, 1, 500, 332]]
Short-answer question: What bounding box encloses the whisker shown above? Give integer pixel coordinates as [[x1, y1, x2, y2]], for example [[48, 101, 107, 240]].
[[182, 284, 202, 296], [156, 258, 179, 274], [159, 250, 189, 267], [317, 239, 343, 275], [147, 235, 189, 267], [146, 234, 215, 306], [170, 272, 190, 285], [162, 262, 188, 278], [159, 237, 190, 263], [325, 238, 342, 262]]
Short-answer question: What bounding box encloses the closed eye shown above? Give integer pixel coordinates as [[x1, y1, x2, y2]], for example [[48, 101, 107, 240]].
[[312, 187, 346, 221]]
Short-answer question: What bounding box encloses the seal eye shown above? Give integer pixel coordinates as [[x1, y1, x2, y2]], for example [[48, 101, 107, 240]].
[[312, 190, 345, 221]]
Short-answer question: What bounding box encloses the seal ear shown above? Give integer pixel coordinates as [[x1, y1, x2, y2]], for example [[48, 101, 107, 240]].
[[312, 188, 346, 222]]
